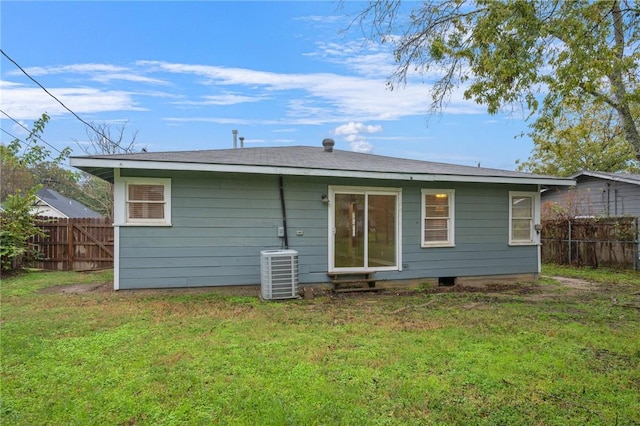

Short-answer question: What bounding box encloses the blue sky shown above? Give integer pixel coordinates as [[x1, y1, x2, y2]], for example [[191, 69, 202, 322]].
[[1, 1, 535, 170]]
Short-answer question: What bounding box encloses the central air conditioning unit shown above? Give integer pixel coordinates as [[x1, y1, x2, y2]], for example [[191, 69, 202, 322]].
[[260, 249, 299, 300]]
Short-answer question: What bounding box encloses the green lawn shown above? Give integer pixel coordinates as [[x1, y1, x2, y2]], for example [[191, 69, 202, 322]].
[[1, 267, 639, 425]]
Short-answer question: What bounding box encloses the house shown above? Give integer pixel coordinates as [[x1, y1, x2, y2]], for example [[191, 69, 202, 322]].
[[541, 171, 640, 218], [70, 139, 573, 291], [32, 187, 103, 219]]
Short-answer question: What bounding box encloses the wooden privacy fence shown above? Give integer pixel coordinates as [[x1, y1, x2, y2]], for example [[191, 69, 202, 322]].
[[29, 217, 114, 271], [541, 217, 639, 269]]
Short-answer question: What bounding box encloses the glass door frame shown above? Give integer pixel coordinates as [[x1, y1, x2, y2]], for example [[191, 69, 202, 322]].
[[328, 185, 402, 273]]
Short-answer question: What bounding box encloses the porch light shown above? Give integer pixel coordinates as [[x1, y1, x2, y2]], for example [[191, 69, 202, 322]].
[[321, 194, 329, 203]]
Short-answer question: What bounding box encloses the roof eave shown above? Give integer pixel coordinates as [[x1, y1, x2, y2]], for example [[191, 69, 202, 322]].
[[571, 171, 640, 186], [33, 198, 67, 218], [70, 158, 575, 187]]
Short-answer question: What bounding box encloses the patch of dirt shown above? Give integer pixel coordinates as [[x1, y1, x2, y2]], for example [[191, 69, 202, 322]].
[[549, 276, 598, 291], [39, 282, 113, 294], [37, 275, 599, 300]]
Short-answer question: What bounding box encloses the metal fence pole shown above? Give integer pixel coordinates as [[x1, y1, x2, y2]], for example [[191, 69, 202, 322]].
[[568, 220, 572, 265], [633, 218, 636, 270]]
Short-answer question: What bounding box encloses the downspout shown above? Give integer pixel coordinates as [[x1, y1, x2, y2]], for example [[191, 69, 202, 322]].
[[279, 175, 289, 249]]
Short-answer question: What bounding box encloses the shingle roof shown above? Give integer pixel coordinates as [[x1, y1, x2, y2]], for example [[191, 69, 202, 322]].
[[570, 171, 640, 186], [36, 188, 103, 218], [71, 146, 574, 186]]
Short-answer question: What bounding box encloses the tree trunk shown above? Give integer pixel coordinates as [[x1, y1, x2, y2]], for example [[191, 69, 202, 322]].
[[610, 0, 640, 161]]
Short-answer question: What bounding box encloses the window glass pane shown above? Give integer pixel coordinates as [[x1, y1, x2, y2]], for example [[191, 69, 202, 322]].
[[129, 184, 164, 202], [426, 229, 448, 241], [425, 194, 449, 217], [334, 194, 365, 268], [426, 218, 448, 230], [129, 202, 165, 219], [425, 219, 448, 241], [368, 194, 396, 267], [512, 196, 532, 218], [426, 205, 449, 217], [512, 219, 532, 240]]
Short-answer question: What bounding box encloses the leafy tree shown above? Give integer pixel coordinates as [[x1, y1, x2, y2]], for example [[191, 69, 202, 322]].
[[352, 0, 640, 158], [0, 186, 46, 273], [517, 101, 640, 176], [1, 113, 74, 200], [74, 172, 113, 218], [0, 144, 34, 201], [1, 114, 72, 272]]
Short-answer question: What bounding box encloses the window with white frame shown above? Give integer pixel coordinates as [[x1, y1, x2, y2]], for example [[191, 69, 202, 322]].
[[509, 191, 539, 245], [421, 189, 455, 247], [116, 177, 171, 226]]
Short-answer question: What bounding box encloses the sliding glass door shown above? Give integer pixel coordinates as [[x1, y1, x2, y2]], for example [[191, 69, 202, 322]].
[[330, 187, 401, 272]]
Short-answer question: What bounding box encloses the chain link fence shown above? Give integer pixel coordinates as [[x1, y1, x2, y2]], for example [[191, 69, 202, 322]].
[[541, 217, 639, 270]]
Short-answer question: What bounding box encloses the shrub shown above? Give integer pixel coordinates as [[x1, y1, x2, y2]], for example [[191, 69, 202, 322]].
[[0, 186, 46, 273]]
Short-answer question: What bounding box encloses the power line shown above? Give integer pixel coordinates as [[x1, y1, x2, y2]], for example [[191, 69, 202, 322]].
[[1, 122, 75, 175], [0, 127, 41, 162], [0, 109, 64, 157], [0, 126, 24, 143], [0, 48, 126, 152], [1, 123, 30, 150]]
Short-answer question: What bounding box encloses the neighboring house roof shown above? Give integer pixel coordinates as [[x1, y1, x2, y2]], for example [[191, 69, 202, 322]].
[[569, 171, 640, 186], [71, 145, 574, 187], [35, 188, 103, 218]]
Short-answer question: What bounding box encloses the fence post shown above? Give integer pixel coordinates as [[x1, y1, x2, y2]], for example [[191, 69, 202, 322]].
[[568, 220, 572, 265], [67, 219, 74, 271], [633, 218, 636, 270]]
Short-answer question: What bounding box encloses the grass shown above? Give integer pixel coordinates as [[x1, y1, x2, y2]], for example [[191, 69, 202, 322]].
[[1, 268, 639, 425], [543, 263, 640, 285]]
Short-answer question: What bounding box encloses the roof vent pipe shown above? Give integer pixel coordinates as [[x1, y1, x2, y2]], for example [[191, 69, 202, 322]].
[[232, 129, 238, 149], [322, 138, 335, 152], [239, 136, 244, 148]]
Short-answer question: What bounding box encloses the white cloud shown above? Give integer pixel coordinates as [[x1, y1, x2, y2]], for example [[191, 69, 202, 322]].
[[164, 117, 256, 125], [11, 121, 29, 136], [139, 60, 483, 123], [11, 63, 169, 85], [14, 64, 129, 76], [333, 121, 381, 153], [350, 140, 374, 153], [334, 122, 383, 136], [2, 56, 485, 128], [91, 73, 168, 85], [0, 80, 23, 88], [0, 85, 144, 120], [309, 40, 396, 78], [174, 93, 268, 106]]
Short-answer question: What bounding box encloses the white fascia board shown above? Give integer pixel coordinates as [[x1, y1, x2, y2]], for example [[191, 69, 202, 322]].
[[34, 199, 67, 218], [70, 157, 576, 187]]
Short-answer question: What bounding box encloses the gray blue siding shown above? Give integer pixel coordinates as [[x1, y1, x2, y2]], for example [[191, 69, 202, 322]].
[[542, 176, 640, 217], [117, 170, 538, 289]]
